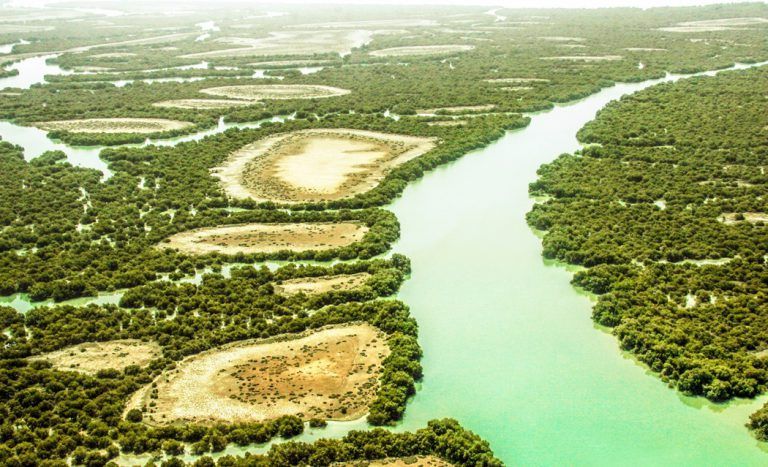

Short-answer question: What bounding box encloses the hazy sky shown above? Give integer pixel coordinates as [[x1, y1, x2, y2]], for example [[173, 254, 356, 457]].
[[7, 0, 768, 8], [208, 0, 765, 6], [9, 0, 768, 8]]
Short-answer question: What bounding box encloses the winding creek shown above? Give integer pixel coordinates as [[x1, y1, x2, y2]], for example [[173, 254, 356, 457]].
[[3, 53, 768, 465], [0, 57, 293, 178]]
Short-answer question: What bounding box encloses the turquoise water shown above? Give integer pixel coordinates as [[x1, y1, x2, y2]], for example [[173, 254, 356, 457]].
[[386, 74, 768, 465]]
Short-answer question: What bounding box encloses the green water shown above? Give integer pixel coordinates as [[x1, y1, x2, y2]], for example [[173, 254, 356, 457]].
[[384, 69, 768, 465]]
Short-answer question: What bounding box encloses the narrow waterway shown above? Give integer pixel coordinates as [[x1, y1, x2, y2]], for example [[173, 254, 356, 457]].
[[0, 56, 292, 177]]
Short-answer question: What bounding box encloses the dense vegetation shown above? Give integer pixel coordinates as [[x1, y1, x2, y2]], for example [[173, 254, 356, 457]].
[[528, 67, 768, 430], [195, 418, 502, 467], [2, 1, 768, 464], [3, 4, 768, 146], [0, 256, 427, 464], [0, 133, 404, 301]]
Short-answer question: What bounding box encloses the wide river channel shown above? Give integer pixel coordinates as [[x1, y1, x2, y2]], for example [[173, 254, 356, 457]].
[[2, 57, 768, 465], [386, 65, 768, 466]]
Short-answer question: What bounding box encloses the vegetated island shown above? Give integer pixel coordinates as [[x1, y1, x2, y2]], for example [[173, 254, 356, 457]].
[[527, 65, 768, 437]]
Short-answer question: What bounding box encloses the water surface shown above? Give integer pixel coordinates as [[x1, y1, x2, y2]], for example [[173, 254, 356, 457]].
[[386, 65, 768, 465]]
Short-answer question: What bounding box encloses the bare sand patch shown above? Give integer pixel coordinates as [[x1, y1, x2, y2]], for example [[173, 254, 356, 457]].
[[213, 129, 437, 203], [125, 324, 390, 425], [29, 339, 161, 375], [180, 30, 372, 59], [275, 272, 371, 296], [35, 118, 193, 134], [500, 86, 532, 91], [417, 104, 495, 114], [288, 19, 437, 28], [659, 26, 740, 32], [427, 120, 467, 127], [473, 26, 522, 31], [369, 45, 474, 57], [541, 55, 623, 62], [159, 222, 369, 255], [484, 77, 550, 84], [624, 47, 667, 52], [0, 24, 53, 34], [71, 66, 113, 72], [338, 456, 453, 467], [677, 17, 768, 27], [249, 59, 336, 67], [152, 99, 259, 110], [719, 212, 768, 224], [539, 36, 586, 41], [68, 33, 195, 53], [200, 84, 350, 101], [90, 52, 138, 58]]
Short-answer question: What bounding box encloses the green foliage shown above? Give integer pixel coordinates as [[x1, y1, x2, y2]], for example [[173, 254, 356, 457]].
[[528, 66, 768, 431], [3, 2, 768, 464], [207, 418, 501, 466]]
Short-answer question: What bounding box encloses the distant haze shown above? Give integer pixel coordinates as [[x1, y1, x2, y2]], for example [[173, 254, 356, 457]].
[[6, 0, 767, 9], [243, 0, 767, 5]]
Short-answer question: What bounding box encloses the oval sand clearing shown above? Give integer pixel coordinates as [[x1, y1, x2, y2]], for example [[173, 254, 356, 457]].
[[124, 324, 390, 425], [213, 129, 437, 203], [152, 99, 260, 109], [274, 272, 372, 296], [199, 84, 350, 100], [35, 118, 193, 134], [159, 222, 369, 255], [369, 45, 474, 57], [29, 340, 162, 375]]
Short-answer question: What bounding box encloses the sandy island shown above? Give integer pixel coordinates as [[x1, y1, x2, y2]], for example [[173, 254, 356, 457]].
[[153, 99, 260, 109], [159, 222, 369, 255], [719, 212, 768, 224], [125, 324, 390, 425], [212, 128, 437, 203], [29, 339, 162, 375], [35, 118, 193, 134], [416, 104, 495, 114], [275, 272, 372, 296], [200, 84, 350, 100], [369, 45, 474, 57], [484, 78, 550, 84], [180, 30, 371, 59], [541, 55, 623, 62], [427, 120, 467, 127], [337, 456, 453, 467]]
